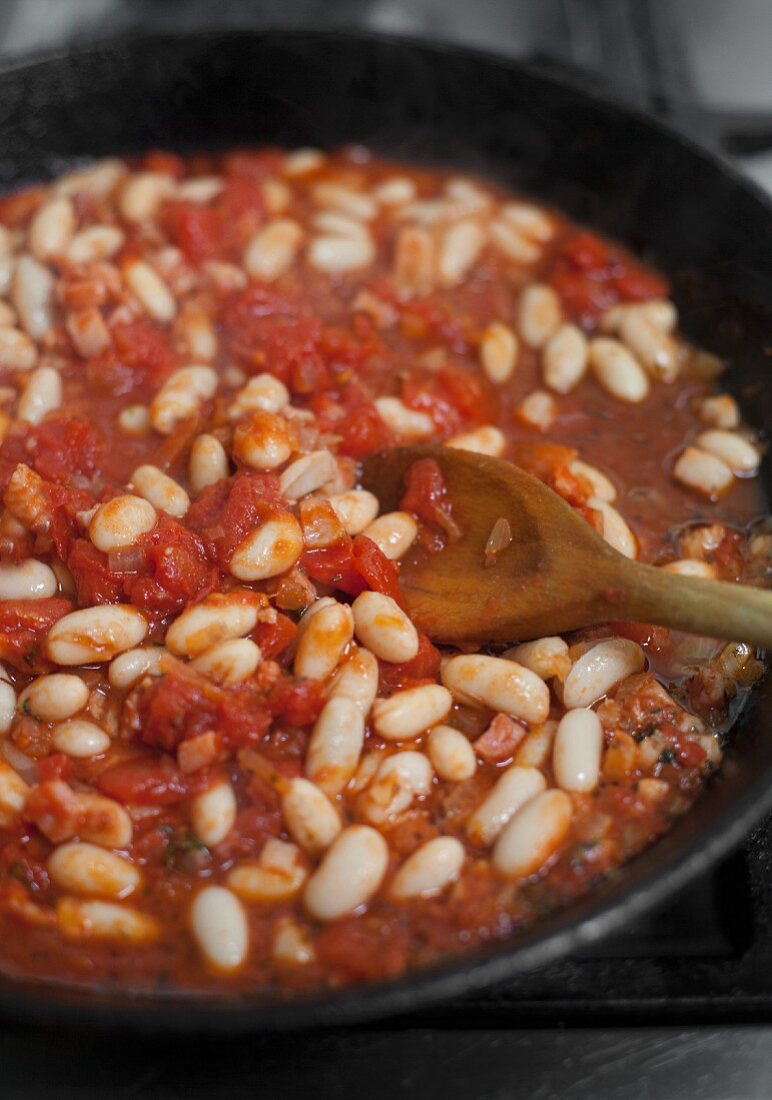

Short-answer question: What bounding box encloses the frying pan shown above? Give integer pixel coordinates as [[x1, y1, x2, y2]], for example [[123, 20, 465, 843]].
[[0, 28, 771, 1032]]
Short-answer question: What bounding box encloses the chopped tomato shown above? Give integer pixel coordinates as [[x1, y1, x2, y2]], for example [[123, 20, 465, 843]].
[[89, 320, 175, 395], [378, 632, 442, 691], [0, 598, 72, 673], [125, 517, 218, 615], [160, 200, 222, 263], [185, 470, 284, 570], [400, 457, 459, 551], [98, 755, 193, 805], [252, 612, 298, 661], [265, 674, 325, 727]]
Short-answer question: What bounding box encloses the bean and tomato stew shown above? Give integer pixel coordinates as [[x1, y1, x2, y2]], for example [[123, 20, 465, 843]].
[[0, 146, 766, 992]]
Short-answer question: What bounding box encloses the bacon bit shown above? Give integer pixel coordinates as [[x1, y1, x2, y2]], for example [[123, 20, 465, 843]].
[[473, 713, 527, 764], [484, 517, 512, 568]]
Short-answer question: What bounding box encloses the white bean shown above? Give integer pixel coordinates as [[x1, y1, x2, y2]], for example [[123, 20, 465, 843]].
[[229, 512, 304, 580], [517, 390, 556, 432], [352, 591, 418, 663], [282, 778, 341, 854], [374, 177, 416, 205], [189, 434, 229, 494], [57, 898, 157, 943], [467, 765, 546, 847], [228, 373, 290, 419], [327, 646, 379, 715], [0, 558, 57, 600], [589, 338, 650, 403], [48, 842, 139, 898], [500, 202, 554, 241], [74, 792, 133, 849], [123, 259, 176, 324], [0, 328, 38, 372], [328, 490, 380, 535], [18, 366, 62, 424], [493, 789, 572, 879], [19, 673, 89, 722], [131, 465, 190, 518], [0, 758, 29, 824], [227, 839, 307, 903], [150, 365, 217, 435], [695, 430, 760, 474], [191, 638, 261, 685], [570, 459, 616, 502], [428, 724, 476, 781], [0, 678, 16, 733], [362, 512, 418, 560], [673, 446, 733, 498], [515, 720, 558, 768], [553, 708, 603, 792], [283, 148, 326, 176], [480, 322, 518, 383], [437, 219, 485, 287], [306, 697, 365, 796], [662, 558, 717, 579], [503, 637, 570, 681], [119, 171, 174, 222], [118, 404, 151, 435], [698, 394, 739, 430], [518, 284, 562, 348], [390, 837, 465, 900], [393, 225, 435, 295], [190, 886, 249, 972], [374, 397, 435, 441], [28, 198, 75, 261], [89, 494, 157, 552], [53, 719, 111, 758], [619, 311, 678, 382], [108, 646, 166, 690], [12, 256, 54, 340], [489, 219, 540, 263], [66, 225, 125, 264], [244, 218, 303, 281], [312, 183, 376, 221], [190, 780, 237, 847], [279, 451, 338, 500], [359, 751, 433, 826], [600, 299, 677, 334], [304, 826, 388, 920], [562, 638, 645, 708], [442, 654, 550, 725], [591, 498, 637, 558], [175, 177, 224, 203], [447, 425, 506, 458], [542, 324, 588, 393], [46, 605, 148, 664], [308, 233, 375, 273], [372, 684, 452, 741], [273, 918, 315, 966], [294, 600, 354, 681], [165, 590, 261, 659]]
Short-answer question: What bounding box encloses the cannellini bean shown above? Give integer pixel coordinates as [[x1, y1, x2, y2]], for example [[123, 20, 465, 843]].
[[447, 425, 506, 458], [189, 433, 229, 494], [175, 303, 217, 361], [553, 708, 603, 792], [0, 677, 15, 734], [390, 836, 465, 900], [76, 792, 133, 849], [283, 147, 326, 176], [589, 338, 650, 403], [229, 512, 304, 580], [312, 182, 376, 221], [600, 299, 677, 334], [46, 605, 148, 665], [273, 917, 315, 966], [542, 324, 588, 393], [279, 450, 338, 500], [304, 825, 388, 920], [89, 494, 157, 552], [150, 365, 217, 434], [53, 719, 111, 758], [372, 684, 452, 741], [108, 645, 166, 690], [119, 171, 174, 221], [359, 751, 433, 826], [190, 780, 237, 847], [165, 590, 261, 658], [12, 256, 54, 340], [175, 176, 224, 203], [673, 446, 733, 498], [124, 259, 176, 324], [232, 408, 294, 470], [442, 654, 550, 725], [352, 591, 419, 663], [227, 839, 307, 903], [518, 284, 562, 349], [0, 328, 38, 371], [327, 646, 379, 715], [48, 842, 139, 898], [374, 397, 435, 441], [282, 778, 341, 854], [374, 177, 416, 205], [695, 430, 760, 474], [570, 459, 616, 502], [192, 638, 261, 685], [66, 307, 111, 358], [131, 465, 190, 518], [0, 758, 29, 824], [437, 219, 485, 287], [503, 637, 570, 681], [514, 719, 558, 768], [306, 697, 365, 796], [562, 637, 645, 708], [493, 789, 572, 879], [294, 600, 354, 681], [501, 202, 554, 241], [315, 212, 372, 239], [190, 886, 249, 972], [362, 511, 418, 560], [57, 898, 157, 943], [480, 322, 518, 384], [327, 489, 380, 535], [467, 764, 546, 847], [0, 558, 57, 600], [393, 225, 435, 295], [308, 232, 376, 273], [662, 558, 717, 578], [18, 673, 89, 722], [18, 366, 62, 424], [28, 198, 76, 261], [591, 498, 637, 558], [428, 724, 476, 781], [118, 404, 151, 435], [244, 218, 303, 281], [228, 373, 290, 419], [66, 224, 125, 264], [619, 311, 678, 382], [517, 390, 556, 432], [699, 394, 739, 430], [489, 219, 541, 263]]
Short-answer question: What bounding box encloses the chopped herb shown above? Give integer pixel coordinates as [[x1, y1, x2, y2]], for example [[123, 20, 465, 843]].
[[164, 830, 207, 865], [659, 748, 676, 765]]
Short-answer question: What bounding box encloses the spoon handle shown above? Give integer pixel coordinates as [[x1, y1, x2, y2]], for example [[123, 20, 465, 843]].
[[613, 559, 772, 648]]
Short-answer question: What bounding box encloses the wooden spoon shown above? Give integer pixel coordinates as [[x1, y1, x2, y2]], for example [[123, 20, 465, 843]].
[[362, 444, 772, 647]]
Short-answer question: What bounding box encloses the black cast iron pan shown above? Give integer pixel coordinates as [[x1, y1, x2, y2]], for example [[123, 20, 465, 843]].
[[0, 28, 770, 1032]]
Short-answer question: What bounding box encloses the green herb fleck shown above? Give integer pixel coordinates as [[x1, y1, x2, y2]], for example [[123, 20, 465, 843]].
[[659, 748, 676, 765]]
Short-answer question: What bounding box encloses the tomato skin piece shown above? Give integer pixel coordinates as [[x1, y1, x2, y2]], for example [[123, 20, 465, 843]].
[[0, 598, 72, 673], [98, 756, 193, 806]]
